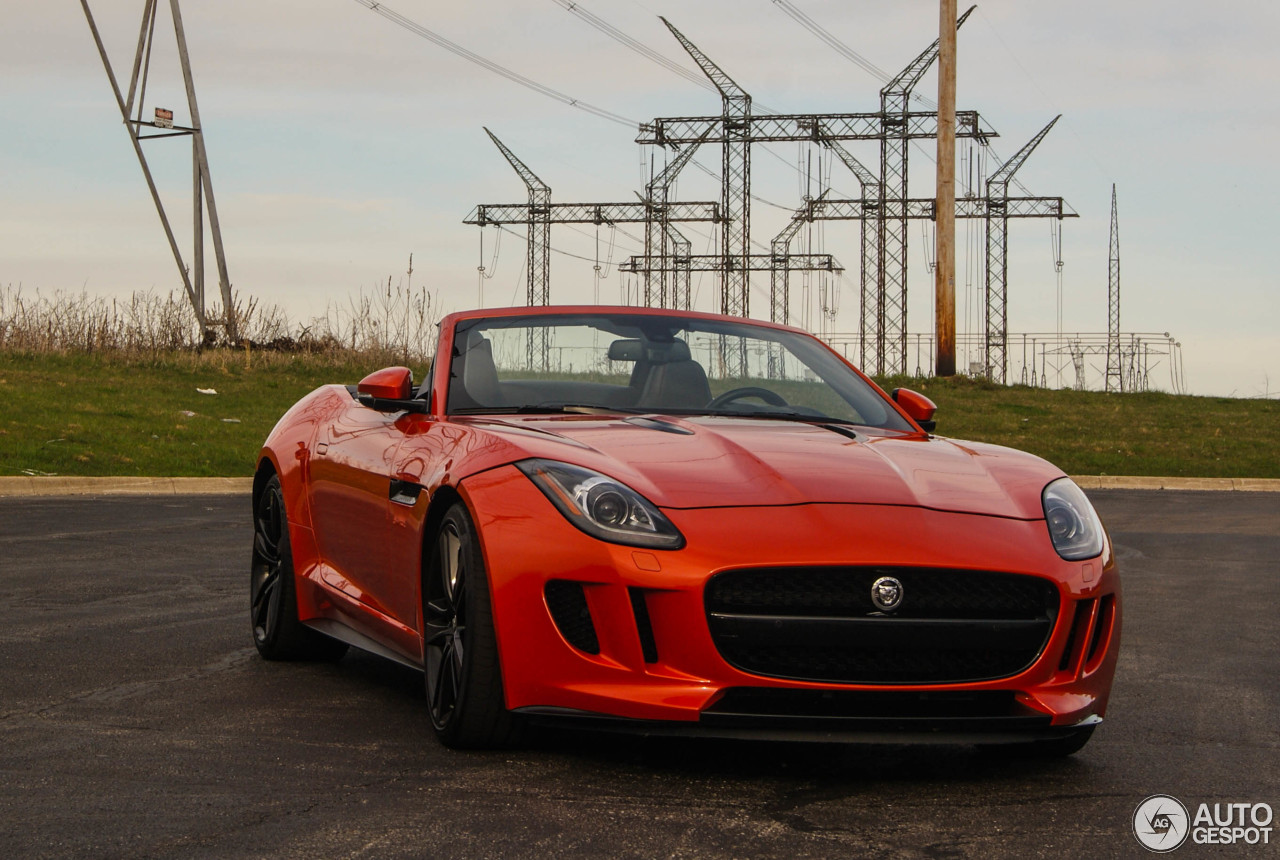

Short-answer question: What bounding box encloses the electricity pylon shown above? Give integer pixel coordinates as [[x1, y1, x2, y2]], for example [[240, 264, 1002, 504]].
[[1105, 185, 1122, 392], [983, 115, 1060, 382], [80, 0, 236, 343]]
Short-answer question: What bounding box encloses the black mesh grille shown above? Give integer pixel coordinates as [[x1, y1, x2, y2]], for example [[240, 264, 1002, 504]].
[[707, 688, 1026, 720], [699, 688, 1052, 734], [545, 580, 599, 654], [706, 567, 1059, 685], [707, 567, 1053, 619]]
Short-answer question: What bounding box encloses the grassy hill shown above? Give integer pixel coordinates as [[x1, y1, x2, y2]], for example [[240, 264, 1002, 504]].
[[2, 350, 1276, 478]]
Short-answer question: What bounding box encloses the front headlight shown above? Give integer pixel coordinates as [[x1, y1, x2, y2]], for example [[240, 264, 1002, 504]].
[[1042, 477, 1106, 560], [516, 459, 685, 550]]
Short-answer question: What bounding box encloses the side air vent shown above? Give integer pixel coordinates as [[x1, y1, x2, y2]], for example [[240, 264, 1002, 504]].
[[629, 588, 659, 664], [544, 580, 599, 655]]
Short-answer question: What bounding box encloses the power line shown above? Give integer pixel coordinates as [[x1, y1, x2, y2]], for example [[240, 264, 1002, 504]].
[[550, 0, 781, 114], [771, 0, 895, 88], [352, 0, 638, 128], [493, 222, 631, 266], [770, 1, 1050, 199], [549, 0, 713, 93], [359, 0, 822, 213]]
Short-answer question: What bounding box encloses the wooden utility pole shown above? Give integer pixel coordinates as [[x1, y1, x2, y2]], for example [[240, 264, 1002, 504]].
[[935, 0, 958, 376]]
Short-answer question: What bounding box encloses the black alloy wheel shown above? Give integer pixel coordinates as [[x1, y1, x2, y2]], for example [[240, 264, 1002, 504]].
[[423, 502, 523, 749], [250, 474, 347, 661]]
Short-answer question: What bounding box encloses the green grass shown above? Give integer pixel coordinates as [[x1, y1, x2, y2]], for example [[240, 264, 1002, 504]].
[[874, 374, 1280, 478], [1, 351, 1276, 478], [0, 350, 426, 478]]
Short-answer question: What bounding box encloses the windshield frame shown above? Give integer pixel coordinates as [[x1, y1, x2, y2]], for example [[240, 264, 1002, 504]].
[[441, 309, 915, 433]]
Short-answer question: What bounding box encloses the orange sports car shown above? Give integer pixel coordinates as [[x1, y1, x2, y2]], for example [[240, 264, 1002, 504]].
[[252, 306, 1120, 753]]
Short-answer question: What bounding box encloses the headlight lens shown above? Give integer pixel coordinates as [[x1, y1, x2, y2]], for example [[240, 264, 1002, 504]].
[[516, 459, 684, 549], [1042, 477, 1106, 560]]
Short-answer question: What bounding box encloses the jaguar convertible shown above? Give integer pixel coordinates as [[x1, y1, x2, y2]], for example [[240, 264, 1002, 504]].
[[252, 306, 1120, 754]]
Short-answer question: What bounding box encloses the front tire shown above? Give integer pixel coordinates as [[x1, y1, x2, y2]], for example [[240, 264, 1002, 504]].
[[250, 474, 348, 661], [423, 502, 523, 749]]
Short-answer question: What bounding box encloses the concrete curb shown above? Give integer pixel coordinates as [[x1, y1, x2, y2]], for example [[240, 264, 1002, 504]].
[[0, 475, 1277, 497], [1069, 476, 1280, 492], [0, 477, 253, 497]]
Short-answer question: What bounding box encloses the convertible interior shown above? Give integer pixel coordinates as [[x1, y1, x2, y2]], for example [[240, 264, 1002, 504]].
[[448, 332, 715, 412]]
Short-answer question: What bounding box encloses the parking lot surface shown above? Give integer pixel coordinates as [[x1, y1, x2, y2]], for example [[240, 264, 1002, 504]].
[[0, 490, 1276, 858]]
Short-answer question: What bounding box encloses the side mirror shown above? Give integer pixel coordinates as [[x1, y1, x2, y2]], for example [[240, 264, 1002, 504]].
[[357, 367, 427, 414], [891, 388, 937, 433], [358, 366, 413, 400]]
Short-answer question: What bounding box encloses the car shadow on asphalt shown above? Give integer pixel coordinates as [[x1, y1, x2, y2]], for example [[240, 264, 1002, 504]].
[[530, 727, 1091, 783], [325, 648, 1092, 784]]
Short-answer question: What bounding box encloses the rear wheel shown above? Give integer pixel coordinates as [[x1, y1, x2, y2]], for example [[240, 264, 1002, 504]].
[[251, 475, 348, 661], [423, 502, 523, 749]]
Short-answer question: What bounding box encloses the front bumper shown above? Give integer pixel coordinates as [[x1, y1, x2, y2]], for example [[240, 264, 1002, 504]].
[[461, 465, 1121, 736]]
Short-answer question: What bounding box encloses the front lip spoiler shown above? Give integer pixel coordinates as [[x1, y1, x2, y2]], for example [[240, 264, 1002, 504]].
[[512, 706, 1101, 746]]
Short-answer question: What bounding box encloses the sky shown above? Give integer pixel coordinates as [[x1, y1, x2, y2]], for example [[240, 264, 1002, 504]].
[[2, 0, 1277, 397]]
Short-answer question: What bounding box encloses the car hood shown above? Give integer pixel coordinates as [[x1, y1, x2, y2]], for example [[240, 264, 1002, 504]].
[[458, 414, 1060, 520]]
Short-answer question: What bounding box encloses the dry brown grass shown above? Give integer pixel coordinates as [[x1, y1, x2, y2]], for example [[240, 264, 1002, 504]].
[[0, 276, 438, 364]]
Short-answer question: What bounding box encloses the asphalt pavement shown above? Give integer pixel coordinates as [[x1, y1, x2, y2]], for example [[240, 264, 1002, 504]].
[[0, 490, 1276, 858]]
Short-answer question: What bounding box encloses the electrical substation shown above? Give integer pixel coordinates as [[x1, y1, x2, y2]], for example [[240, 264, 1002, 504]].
[[83, 0, 1184, 393]]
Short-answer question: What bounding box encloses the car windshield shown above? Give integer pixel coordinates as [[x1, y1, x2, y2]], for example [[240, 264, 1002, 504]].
[[446, 312, 912, 432]]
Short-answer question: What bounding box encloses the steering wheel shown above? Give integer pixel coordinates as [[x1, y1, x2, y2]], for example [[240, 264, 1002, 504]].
[[706, 386, 789, 409]]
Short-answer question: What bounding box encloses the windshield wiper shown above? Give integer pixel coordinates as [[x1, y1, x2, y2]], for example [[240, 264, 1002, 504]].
[[451, 403, 644, 416], [705, 408, 858, 426], [514, 403, 644, 415]]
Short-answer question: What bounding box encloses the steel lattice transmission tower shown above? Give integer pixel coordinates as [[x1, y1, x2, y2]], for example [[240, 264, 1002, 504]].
[[984, 115, 1060, 383], [482, 129, 552, 368], [874, 5, 975, 376], [484, 129, 551, 310], [464, 132, 720, 319], [820, 139, 882, 368], [638, 11, 990, 375], [770, 190, 830, 326], [80, 0, 237, 343], [660, 18, 752, 319], [1105, 184, 1123, 392], [642, 131, 709, 308]]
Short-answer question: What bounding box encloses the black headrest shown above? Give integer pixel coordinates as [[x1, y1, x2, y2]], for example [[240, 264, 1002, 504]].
[[625, 338, 691, 364]]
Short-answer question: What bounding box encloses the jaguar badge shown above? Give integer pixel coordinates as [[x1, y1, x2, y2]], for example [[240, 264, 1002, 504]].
[[871, 576, 904, 612]]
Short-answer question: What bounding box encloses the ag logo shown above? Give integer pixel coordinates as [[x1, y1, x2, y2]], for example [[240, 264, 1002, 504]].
[[1133, 795, 1190, 852]]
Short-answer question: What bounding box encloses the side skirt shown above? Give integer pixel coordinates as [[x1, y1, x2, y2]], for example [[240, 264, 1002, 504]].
[[304, 618, 423, 672]]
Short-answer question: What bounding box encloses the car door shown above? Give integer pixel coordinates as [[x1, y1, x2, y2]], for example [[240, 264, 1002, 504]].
[[380, 413, 456, 636], [308, 399, 402, 627]]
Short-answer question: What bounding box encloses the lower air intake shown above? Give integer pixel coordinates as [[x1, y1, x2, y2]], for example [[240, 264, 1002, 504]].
[[544, 580, 599, 655]]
